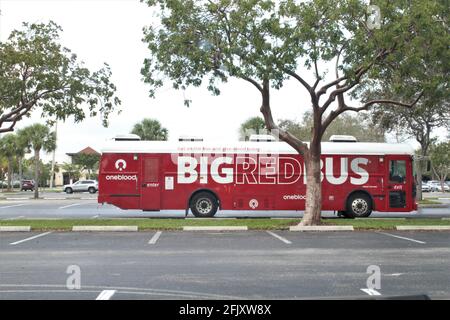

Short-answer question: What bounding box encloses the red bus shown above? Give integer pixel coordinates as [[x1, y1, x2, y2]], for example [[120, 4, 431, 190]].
[[98, 135, 417, 218]]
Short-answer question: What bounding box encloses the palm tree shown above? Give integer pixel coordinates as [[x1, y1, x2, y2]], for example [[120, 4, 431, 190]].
[[18, 124, 56, 199], [0, 134, 24, 191], [131, 118, 168, 141]]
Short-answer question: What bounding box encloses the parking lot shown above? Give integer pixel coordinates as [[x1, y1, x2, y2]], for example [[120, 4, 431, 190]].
[[0, 230, 449, 299], [1, 191, 449, 300], [0, 191, 449, 220]]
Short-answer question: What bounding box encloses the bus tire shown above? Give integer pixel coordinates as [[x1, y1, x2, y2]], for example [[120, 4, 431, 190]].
[[346, 193, 372, 218], [190, 192, 218, 218]]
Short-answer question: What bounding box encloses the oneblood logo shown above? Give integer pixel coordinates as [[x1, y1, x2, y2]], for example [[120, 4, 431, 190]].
[[283, 194, 306, 200], [106, 175, 137, 181], [115, 159, 127, 171], [177, 156, 369, 186]]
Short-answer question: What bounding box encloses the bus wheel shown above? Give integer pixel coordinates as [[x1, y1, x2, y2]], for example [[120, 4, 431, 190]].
[[190, 192, 218, 218], [346, 193, 372, 218]]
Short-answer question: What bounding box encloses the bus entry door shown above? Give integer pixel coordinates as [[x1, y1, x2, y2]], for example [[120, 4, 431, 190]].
[[141, 157, 161, 210], [385, 156, 411, 211]]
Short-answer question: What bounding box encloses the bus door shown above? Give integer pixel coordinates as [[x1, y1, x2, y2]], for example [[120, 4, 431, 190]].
[[141, 157, 161, 210], [385, 156, 412, 211]]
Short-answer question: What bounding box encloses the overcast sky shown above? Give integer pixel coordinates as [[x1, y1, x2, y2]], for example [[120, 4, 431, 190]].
[[0, 0, 437, 163]]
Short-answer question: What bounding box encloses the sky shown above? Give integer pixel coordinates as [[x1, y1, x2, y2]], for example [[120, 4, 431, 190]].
[[0, 0, 439, 163]]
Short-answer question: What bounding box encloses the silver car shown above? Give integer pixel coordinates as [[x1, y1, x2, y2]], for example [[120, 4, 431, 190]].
[[63, 180, 98, 194]]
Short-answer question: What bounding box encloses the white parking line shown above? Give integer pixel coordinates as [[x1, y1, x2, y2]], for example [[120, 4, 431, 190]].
[[96, 290, 116, 300], [148, 231, 162, 244], [266, 231, 292, 244], [361, 288, 381, 296], [377, 232, 426, 244], [10, 232, 52, 245], [59, 203, 84, 210], [0, 204, 26, 209]]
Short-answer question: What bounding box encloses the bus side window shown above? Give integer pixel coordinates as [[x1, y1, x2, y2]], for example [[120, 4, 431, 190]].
[[389, 160, 406, 184]]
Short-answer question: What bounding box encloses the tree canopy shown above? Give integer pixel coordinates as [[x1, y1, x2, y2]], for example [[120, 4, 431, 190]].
[[141, 0, 447, 225], [0, 21, 121, 133], [239, 116, 266, 140], [131, 118, 168, 141], [279, 112, 386, 142], [72, 153, 101, 179]]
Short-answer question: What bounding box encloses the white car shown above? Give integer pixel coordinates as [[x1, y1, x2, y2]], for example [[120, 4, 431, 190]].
[[427, 181, 450, 192], [63, 180, 98, 194]]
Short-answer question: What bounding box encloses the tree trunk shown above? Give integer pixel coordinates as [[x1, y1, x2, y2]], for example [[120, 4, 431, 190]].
[[415, 157, 423, 201], [34, 150, 40, 199], [18, 157, 23, 189], [7, 157, 13, 192], [300, 141, 322, 226]]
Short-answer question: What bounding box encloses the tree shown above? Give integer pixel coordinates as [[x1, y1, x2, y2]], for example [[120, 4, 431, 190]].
[[0, 21, 121, 133], [131, 118, 168, 141], [366, 63, 449, 199], [61, 162, 82, 183], [0, 133, 27, 191], [0, 134, 18, 190], [141, 0, 445, 225], [18, 124, 56, 199], [278, 112, 386, 142], [239, 117, 267, 140], [430, 141, 450, 192], [72, 153, 100, 179]]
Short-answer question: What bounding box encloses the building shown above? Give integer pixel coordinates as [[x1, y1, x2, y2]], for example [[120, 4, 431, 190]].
[[54, 147, 100, 186]]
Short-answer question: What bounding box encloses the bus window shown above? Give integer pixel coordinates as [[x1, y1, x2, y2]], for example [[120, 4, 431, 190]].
[[389, 160, 406, 184]]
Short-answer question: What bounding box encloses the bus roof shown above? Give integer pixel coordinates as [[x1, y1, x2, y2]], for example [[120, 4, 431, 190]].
[[101, 140, 415, 156]]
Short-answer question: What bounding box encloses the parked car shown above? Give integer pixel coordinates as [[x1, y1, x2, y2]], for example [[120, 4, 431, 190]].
[[20, 180, 35, 191], [63, 180, 98, 194], [427, 181, 450, 192], [421, 183, 431, 193]]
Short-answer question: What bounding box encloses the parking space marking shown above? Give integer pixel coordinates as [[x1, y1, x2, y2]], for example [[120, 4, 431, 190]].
[[96, 290, 116, 300], [148, 231, 162, 244], [377, 232, 426, 244], [266, 231, 292, 244], [9, 232, 52, 245], [0, 203, 27, 209], [361, 288, 381, 296], [59, 203, 84, 210]]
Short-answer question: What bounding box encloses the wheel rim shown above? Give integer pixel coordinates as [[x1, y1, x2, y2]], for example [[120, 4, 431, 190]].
[[196, 198, 213, 215], [351, 198, 368, 216]]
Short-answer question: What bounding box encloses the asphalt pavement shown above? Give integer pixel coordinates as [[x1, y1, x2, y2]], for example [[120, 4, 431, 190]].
[[0, 191, 449, 220], [0, 230, 449, 299]]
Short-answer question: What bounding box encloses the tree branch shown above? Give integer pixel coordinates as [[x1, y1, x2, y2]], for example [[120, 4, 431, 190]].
[[258, 79, 308, 156]]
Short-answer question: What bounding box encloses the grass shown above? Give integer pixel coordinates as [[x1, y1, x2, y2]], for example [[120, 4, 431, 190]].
[[418, 199, 443, 205], [321, 218, 450, 230], [1, 217, 450, 231]]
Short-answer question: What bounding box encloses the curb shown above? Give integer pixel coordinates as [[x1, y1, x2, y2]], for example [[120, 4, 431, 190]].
[[72, 226, 138, 232], [289, 225, 354, 231], [396, 226, 450, 231], [418, 204, 449, 208], [182, 226, 248, 231], [0, 226, 31, 232]]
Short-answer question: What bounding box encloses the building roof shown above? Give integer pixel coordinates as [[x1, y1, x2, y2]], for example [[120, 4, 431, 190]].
[[66, 146, 100, 157], [100, 140, 415, 156]]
